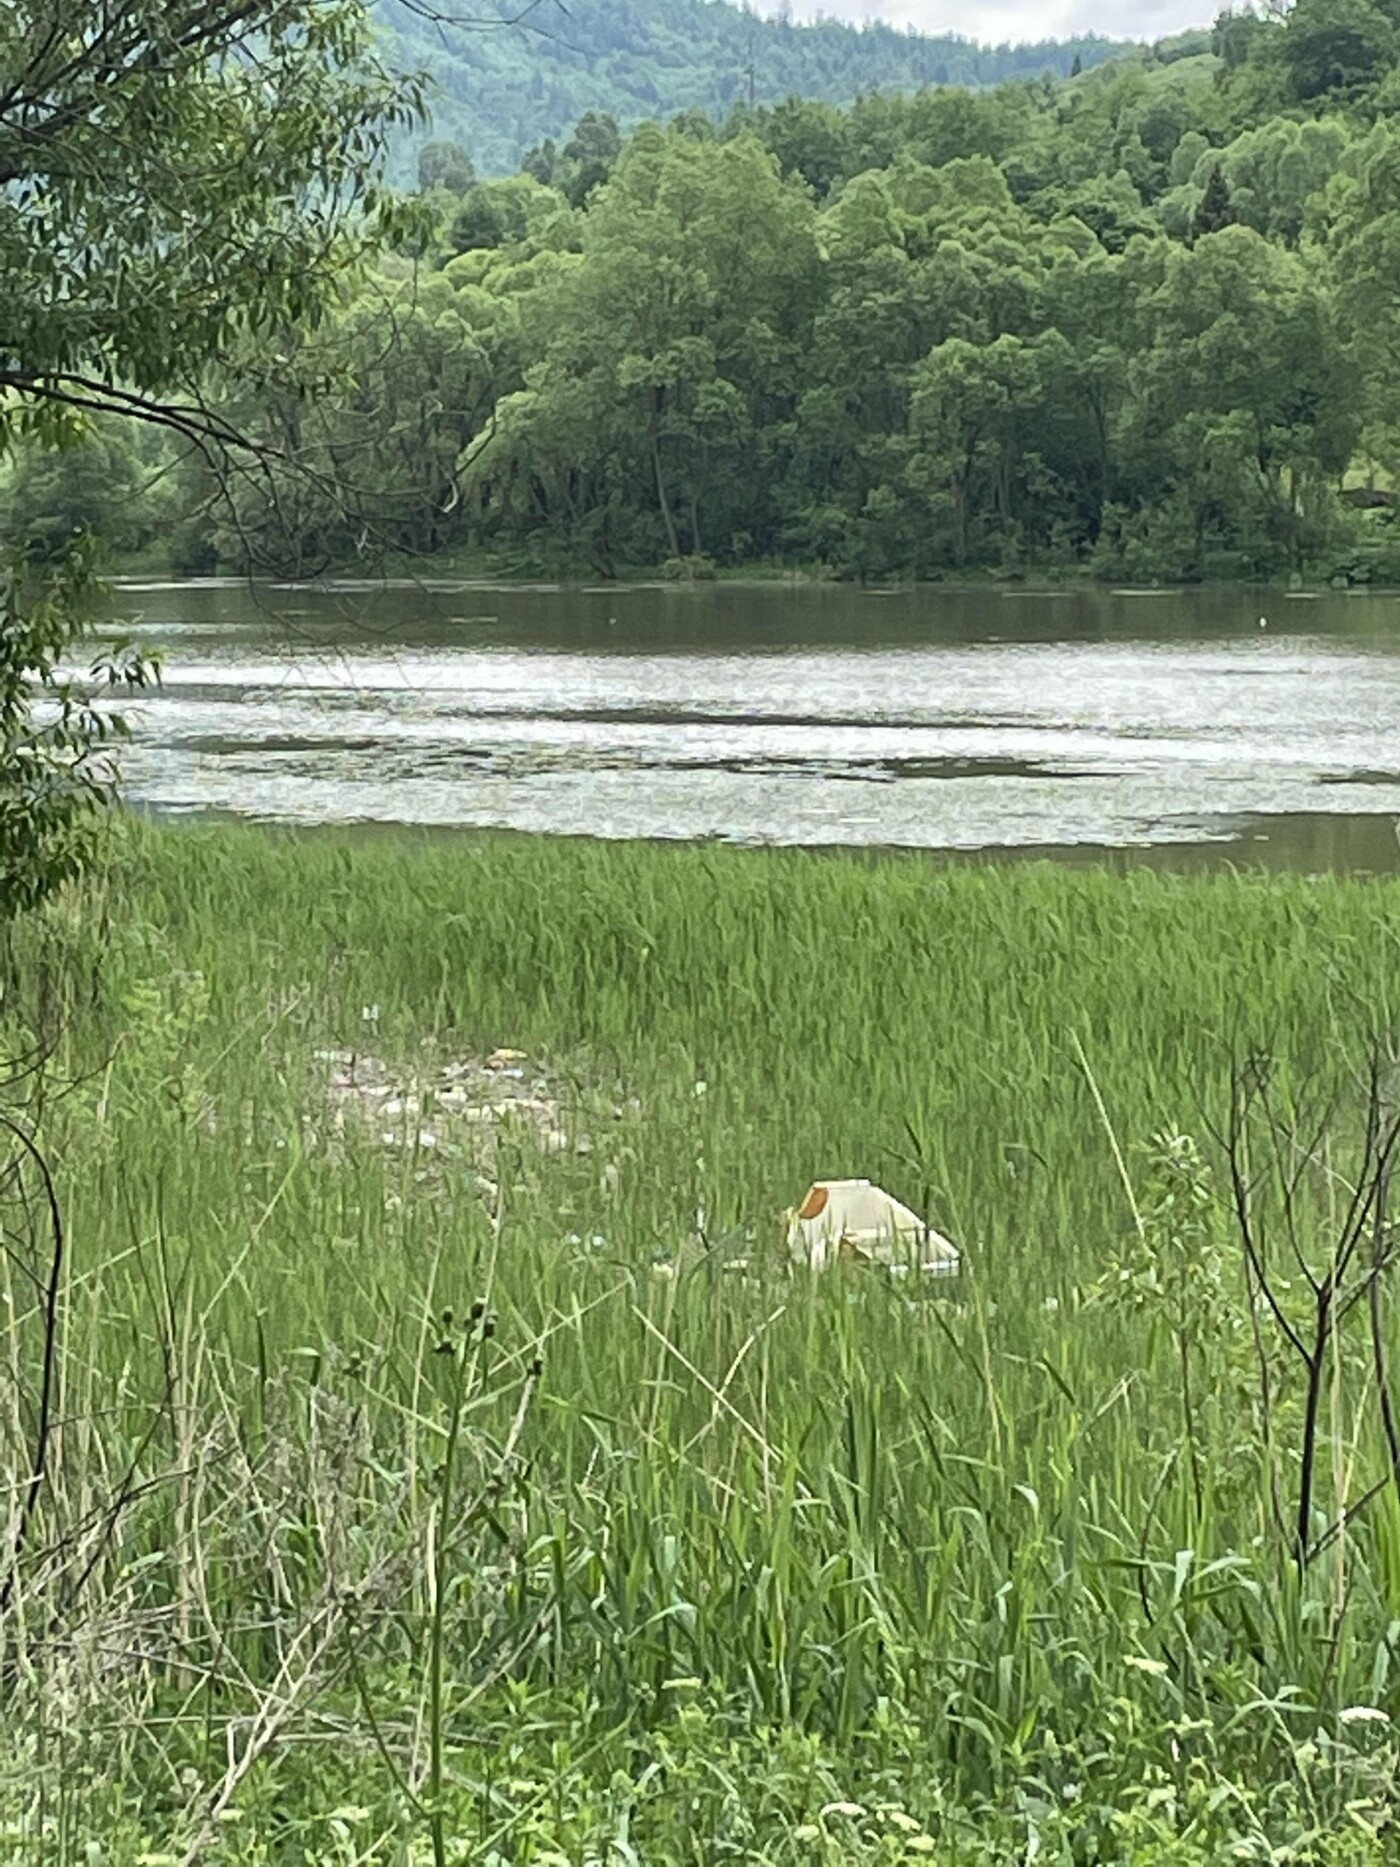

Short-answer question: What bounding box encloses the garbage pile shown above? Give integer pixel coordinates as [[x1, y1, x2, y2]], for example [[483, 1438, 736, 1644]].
[[316, 1045, 591, 1165]]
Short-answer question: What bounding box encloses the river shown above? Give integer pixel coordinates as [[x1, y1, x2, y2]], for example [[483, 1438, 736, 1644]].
[[101, 577, 1400, 870]]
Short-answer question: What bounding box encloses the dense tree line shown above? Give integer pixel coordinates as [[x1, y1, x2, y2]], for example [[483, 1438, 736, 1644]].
[[378, 0, 1117, 177], [12, 4, 1400, 586]]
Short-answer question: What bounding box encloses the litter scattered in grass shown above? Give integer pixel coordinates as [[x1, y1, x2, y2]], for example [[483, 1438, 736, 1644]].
[[316, 1043, 594, 1159]]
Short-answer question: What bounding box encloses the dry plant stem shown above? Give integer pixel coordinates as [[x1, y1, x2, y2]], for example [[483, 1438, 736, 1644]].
[[427, 1329, 471, 1867], [1224, 1046, 1400, 1569], [634, 1306, 804, 1505], [176, 1585, 350, 1867], [0, 1114, 63, 1618]]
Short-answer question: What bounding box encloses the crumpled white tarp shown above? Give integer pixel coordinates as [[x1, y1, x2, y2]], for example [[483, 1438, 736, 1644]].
[[785, 1178, 961, 1276]]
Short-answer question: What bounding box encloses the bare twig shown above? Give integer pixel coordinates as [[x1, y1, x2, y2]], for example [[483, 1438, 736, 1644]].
[[0, 1114, 63, 1617]]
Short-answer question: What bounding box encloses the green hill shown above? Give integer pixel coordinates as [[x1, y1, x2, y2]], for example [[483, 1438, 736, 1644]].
[[380, 0, 1123, 173]]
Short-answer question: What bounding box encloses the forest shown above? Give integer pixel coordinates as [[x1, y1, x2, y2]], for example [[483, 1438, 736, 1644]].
[[11, 1, 1400, 586], [376, 0, 1117, 175]]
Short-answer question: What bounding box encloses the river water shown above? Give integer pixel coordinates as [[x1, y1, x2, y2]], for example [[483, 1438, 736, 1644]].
[[102, 577, 1400, 870]]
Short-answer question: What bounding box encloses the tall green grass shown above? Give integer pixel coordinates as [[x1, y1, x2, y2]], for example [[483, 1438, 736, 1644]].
[[4, 825, 1400, 1862]]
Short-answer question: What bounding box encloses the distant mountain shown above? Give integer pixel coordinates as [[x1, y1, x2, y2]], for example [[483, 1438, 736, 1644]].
[[378, 0, 1123, 174]]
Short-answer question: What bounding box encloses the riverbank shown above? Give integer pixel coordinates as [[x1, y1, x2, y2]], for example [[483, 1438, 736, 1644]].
[[5, 826, 1400, 1860], [100, 540, 1400, 597]]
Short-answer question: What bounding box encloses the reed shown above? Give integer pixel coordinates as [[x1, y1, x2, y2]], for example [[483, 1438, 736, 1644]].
[[2, 823, 1399, 1861]]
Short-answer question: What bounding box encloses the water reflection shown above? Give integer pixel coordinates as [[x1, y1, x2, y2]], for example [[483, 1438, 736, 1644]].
[[105, 578, 1400, 871]]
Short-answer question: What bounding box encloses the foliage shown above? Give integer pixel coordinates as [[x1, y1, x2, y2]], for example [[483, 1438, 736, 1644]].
[[417, 136, 476, 194], [467, 128, 822, 572], [92, 0, 1400, 586], [0, 2, 419, 915], [0, 2, 420, 445], [0, 551, 154, 922], [0, 421, 156, 563]]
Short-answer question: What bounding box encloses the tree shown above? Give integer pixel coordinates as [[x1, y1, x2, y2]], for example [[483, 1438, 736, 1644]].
[[1126, 228, 1354, 573], [1213, 7, 1267, 73], [74, 16, 1400, 591], [521, 137, 559, 186], [790, 158, 1081, 571], [0, 4, 417, 449], [0, 2, 420, 916], [466, 129, 820, 571], [558, 112, 623, 208], [202, 273, 503, 574], [1192, 163, 1236, 239], [1278, 0, 1397, 100], [758, 97, 849, 200], [1, 424, 153, 564], [0, 550, 158, 921], [1037, 251, 1134, 546], [909, 335, 1045, 564], [451, 187, 509, 254], [379, 0, 1109, 173], [417, 139, 476, 195], [1330, 126, 1400, 487]]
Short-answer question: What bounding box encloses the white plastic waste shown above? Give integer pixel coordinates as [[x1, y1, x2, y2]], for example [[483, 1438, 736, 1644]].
[[785, 1179, 961, 1277]]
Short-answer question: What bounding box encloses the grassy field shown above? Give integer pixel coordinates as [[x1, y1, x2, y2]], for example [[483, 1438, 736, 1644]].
[[4, 827, 1400, 1862]]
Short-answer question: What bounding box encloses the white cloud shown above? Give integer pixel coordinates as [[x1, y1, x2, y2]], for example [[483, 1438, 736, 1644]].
[[747, 1, 1217, 46]]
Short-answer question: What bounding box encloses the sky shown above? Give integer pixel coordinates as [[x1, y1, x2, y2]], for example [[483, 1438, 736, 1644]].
[[749, 1, 1219, 47]]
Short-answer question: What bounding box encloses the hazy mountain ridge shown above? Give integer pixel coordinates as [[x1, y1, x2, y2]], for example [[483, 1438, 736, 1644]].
[[381, 0, 1122, 172]]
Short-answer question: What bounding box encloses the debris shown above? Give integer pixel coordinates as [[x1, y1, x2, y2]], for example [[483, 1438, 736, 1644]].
[[322, 1045, 581, 1164], [785, 1179, 960, 1277], [315, 1045, 637, 1194]]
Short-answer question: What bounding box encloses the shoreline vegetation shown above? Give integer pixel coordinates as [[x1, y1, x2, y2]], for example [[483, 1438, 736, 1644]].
[[97, 545, 1400, 597], [5, 824, 1400, 1858]]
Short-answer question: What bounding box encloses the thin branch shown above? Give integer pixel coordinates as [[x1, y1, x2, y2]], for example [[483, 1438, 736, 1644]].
[[0, 1113, 64, 1616]]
